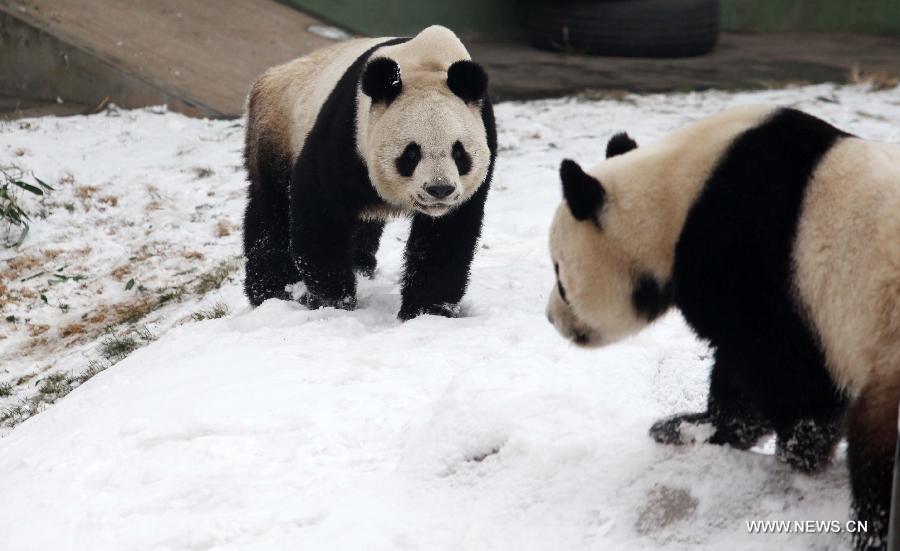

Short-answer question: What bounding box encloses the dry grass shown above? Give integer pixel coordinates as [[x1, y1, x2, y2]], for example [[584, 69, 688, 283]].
[[110, 264, 132, 281], [144, 183, 162, 211], [190, 302, 230, 322], [576, 89, 634, 103], [74, 185, 98, 200], [98, 195, 118, 207], [59, 323, 86, 338], [193, 258, 241, 295], [0, 287, 36, 310], [214, 219, 232, 238], [27, 324, 49, 337], [2, 253, 43, 281], [0, 247, 83, 284], [129, 244, 155, 262], [58, 172, 75, 186], [849, 65, 900, 90]]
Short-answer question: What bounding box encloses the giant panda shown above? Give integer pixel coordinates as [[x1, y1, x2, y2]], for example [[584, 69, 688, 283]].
[[545, 105, 900, 550], [243, 26, 496, 320]]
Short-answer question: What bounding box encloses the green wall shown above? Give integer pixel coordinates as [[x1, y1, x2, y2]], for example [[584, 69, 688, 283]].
[[287, 0, 900, 37], [722, 0, 900, 34]]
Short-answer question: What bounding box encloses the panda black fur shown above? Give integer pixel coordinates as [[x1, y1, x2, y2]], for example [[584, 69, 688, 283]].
[[243, 26, 497, 320], [545, 106, 900, 551]]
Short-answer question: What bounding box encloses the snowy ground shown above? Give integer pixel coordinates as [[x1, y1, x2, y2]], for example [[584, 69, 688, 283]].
[[1, 85, 899, 551]]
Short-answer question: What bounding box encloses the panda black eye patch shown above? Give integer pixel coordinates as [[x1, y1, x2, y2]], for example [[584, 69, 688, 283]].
[[554, 262, 569, 304], [395, 142, 421, 177], [452, 141, 472, 175]]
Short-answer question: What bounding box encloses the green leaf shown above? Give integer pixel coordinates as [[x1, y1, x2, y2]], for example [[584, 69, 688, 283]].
[[12, 180, 43, 195], [33, 176, 54, 191], [12, 225, 28, 247], [3, 207, 21, 224], [40, 293, 48, 304], [125, 278, 135, 291]]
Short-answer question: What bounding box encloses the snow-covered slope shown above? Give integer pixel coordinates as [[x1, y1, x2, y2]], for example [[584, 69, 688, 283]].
[[1, 85, 899, 550]]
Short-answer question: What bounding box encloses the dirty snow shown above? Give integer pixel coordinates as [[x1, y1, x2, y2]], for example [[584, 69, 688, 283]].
[[1, 85, 900, 550]]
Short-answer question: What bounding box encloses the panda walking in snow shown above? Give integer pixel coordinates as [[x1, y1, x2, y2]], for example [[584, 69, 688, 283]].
[[242, 26, 496, 320], [545, 106, 900, 550]]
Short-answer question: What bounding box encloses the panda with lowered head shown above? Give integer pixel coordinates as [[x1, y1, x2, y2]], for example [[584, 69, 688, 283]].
[[545, 105, 900, 550], [243, 26, 496, 320]]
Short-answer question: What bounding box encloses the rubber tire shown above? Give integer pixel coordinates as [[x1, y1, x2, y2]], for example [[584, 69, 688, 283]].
[[528, 0, 719, 58]]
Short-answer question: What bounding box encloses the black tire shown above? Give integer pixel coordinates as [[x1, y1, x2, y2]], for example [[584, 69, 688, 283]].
[[528, 0, 719, 58]]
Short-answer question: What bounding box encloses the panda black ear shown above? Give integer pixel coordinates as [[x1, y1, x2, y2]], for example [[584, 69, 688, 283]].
[[362, 57, 402, 105], [560, 159, 605, 222], [606, 132, 638, 158], [447, 60, 488, 103]]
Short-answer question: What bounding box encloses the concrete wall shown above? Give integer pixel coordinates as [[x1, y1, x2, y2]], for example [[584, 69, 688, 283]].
[[286, 0, 900, 37], [0, 10, 217, 117]]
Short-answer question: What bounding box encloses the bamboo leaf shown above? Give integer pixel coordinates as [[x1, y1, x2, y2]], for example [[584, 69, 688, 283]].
[[33, 176, 54, 191], [13, 225, 29, 247], [12, 180, 43, 195]]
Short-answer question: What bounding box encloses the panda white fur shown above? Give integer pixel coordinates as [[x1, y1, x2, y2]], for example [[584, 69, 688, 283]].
[[243, 26, 496, 320], [545, 105, 900, 550]]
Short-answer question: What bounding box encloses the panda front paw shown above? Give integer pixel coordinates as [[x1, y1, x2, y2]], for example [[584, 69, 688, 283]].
[[651, 410, 773, 449], [299, 292, 357, 311], [398, 302, 460, 321], [649, 412, 715, 445]]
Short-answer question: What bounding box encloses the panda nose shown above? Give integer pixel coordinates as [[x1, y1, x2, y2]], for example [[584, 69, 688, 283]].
[[424, 180, 455, 199]]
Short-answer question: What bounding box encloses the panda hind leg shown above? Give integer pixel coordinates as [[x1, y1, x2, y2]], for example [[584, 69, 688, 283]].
[[243, 185, 300, 306], [847, 375, 898, 551], [352, 219, 385, 279], [773, 411, 844, 474], [764, 361, 847, 474], [651, 352, 772, 449]]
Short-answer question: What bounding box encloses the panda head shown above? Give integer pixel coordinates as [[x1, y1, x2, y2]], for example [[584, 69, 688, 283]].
[[546, 134, 673, 347], [359, 38, 490, 217]]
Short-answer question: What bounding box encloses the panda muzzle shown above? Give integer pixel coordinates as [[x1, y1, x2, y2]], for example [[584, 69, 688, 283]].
[[423, 179, 456, 200]]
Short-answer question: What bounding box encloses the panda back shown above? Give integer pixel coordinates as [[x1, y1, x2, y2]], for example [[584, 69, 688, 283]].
[[794, 138, 900, 393], [672, 109, 848, 403], [246, 37, 389, 169]]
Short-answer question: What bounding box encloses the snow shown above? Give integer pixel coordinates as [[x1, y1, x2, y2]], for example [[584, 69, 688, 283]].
[[2, 85, 900, 550], [0, 108, 248, 422]]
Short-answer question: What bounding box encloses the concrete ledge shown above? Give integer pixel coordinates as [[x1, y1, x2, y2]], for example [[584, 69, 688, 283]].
[[0, 94, 89, 120], [1, 10, 217, 118], [0, 0, 337, 118]]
